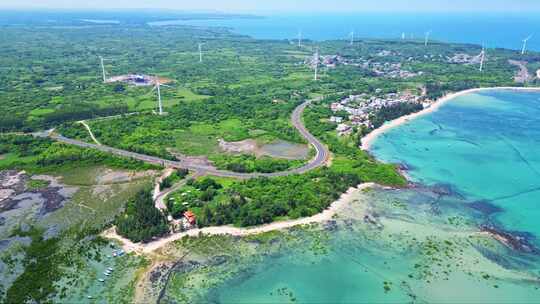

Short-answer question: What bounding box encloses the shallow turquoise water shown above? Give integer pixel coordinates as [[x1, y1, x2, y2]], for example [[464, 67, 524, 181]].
[[185, 90, 540, 303], [371, 90, 540, 246], [205, 184, 540, 303]]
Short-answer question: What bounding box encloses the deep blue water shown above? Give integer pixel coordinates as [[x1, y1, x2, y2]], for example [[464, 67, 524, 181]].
[[155, 13, 540, 51]]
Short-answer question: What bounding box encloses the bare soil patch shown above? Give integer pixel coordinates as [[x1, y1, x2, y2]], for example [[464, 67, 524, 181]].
[[219, 139, 309, 160], [168, 150, 215, 168]]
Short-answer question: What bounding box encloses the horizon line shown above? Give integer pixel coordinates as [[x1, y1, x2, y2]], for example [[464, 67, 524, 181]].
[[1, 7, 539, 14]]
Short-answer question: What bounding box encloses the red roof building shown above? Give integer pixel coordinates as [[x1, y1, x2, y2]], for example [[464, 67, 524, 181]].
[[184, 211, 196, 225]]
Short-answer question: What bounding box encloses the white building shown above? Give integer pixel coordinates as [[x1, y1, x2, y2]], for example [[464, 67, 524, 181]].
[[330, 116, 343, 123]]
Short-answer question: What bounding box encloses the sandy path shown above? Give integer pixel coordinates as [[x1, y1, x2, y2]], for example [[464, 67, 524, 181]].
[[152, 168, 174, 204], [103, 183, 376, 254], [78, 120, 101, 146], [361, 87, 540, 151]]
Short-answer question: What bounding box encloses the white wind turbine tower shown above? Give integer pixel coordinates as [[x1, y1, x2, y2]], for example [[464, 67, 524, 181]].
[[479, 44, 486, 72], [151, 77, 172, 115], [424, 30, 432, 47], [401, 32, 406, 40], [349, 30, 355, 46], [521, 35, 533, 55], [198, 42, 205, 63], [298, 29, 303, 47], [313, 47, 320, 81]]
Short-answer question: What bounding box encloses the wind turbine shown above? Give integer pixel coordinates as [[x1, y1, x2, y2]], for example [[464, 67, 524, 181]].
[[198, 42, 205, 63], [313, 47, 320, 81], [349, 30, 355, 46], [99, 56, 111, 83], [479, 44, 486, 72], [401, 32, 406, 40], [151, 77, 172, 115], [521, 35, 533, 55], [298, 29, 303, 47], [424, 30, 432, 47]]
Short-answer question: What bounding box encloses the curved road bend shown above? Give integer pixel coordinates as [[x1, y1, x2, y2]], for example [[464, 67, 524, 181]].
[[50, 100, 330, 179]]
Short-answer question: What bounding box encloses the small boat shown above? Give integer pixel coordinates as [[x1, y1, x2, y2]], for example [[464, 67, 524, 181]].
[[98, 278, 105, 282], [107, 255, 112, 258], [87, 295, 93, 299], [112, 252, 117, 257], [107, 267, 114, 271]]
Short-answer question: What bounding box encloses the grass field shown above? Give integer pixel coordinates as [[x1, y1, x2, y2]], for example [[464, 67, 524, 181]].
[[135, 87, 209, 111], [29, 108, 55, 116], [172, 119, 258, 156], [0, 153, 38, 169]]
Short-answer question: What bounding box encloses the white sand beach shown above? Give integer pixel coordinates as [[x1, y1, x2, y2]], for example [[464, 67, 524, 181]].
[[361, 87, 540, 151], [103, 183, 376, 254]]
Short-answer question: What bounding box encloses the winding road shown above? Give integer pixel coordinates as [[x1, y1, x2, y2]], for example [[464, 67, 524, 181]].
[[49, 100, 330, 179]]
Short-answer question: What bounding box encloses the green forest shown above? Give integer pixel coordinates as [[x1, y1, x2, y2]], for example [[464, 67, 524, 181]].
[[115, 188, 169, 243]]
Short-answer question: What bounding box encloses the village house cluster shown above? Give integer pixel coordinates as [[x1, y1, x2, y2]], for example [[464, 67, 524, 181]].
[[305, 53, 423, 79], [447, 53, 483, 65], [330, 91, 429, 136], [363, 61, 423, 79]]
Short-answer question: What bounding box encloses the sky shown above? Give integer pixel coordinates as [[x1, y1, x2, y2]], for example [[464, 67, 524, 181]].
[[2, 0, 540, 13]]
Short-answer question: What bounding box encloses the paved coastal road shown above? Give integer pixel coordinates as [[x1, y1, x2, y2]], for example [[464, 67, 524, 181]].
[[50, 100, 330, 179]]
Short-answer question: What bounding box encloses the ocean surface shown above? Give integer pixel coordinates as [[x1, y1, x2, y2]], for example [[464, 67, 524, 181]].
[[154, 13, 540, 51], [371, 90, 540, 246], [171, 90, 540, 303]]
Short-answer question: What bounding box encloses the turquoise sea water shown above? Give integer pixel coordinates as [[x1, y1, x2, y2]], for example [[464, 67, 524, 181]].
[[172, 90, 540, 303], [371, 90, 540, 246]]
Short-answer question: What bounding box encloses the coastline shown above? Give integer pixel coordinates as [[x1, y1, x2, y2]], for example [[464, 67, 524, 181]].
[[104, 86, 540, 255], [104, 183, 376, 254], [361, 86, 540, 151]]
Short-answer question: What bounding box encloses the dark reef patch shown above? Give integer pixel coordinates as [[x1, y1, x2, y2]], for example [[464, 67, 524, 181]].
[[36, 187, 66, 215], [474, 245, 517, 269], [398, 162, 416, 172], [209, 255, 229, 266], [323, 220, 338, 232], [481, 225, 538, 255], [467, 200, 504, 215]]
